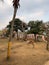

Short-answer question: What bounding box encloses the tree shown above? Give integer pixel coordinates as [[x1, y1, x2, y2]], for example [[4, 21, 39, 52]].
[[6, 18, 28, 40], [0, 0, 20, 59], [6, 0, 20, 59], [28, 20, 44, 41]]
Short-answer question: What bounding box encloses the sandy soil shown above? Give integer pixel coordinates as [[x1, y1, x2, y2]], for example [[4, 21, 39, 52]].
[[0, 39, 49, 65]]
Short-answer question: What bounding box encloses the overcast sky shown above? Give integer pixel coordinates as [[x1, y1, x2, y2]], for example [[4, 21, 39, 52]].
[[0, 0, 49, 30]]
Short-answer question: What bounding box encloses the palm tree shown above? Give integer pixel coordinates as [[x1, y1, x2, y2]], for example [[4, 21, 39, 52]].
[[7, 0, 20, 59], [0, 0, 20, 59]]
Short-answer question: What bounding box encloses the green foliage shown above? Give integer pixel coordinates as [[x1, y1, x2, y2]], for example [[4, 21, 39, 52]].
[[27, 20, 44, 35], [6, 18, 28, 36]]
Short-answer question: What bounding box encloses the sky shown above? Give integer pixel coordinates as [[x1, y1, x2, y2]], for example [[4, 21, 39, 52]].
[[0, 0, 49, 30]]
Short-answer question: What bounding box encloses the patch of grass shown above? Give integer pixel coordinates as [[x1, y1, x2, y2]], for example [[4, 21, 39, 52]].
[[0, 39, 49, 65], [0, 39, 8, 44]]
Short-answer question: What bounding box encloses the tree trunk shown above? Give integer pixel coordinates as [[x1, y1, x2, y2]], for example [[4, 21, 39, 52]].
[[46, 42, 49, 50], [23, 29, 25, 41], [34, 34, 37, 42], [22, 22, 25, 41], [7, 8, 17, 59], [17, 29, 19, 40]]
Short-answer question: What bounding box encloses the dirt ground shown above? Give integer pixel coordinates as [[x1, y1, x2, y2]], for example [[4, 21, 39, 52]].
[[0, 39, 49, 65]]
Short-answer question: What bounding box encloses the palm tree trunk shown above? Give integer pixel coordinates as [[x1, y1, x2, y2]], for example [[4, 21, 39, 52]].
[[7, 8, 17, 59]]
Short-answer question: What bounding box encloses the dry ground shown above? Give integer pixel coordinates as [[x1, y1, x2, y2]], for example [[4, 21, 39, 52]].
[[0, 39, 49, 65]]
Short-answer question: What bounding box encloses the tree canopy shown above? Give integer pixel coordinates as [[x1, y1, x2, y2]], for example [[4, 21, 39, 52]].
[[28, 20, 45, 35], [6, 18, 28, 36]]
